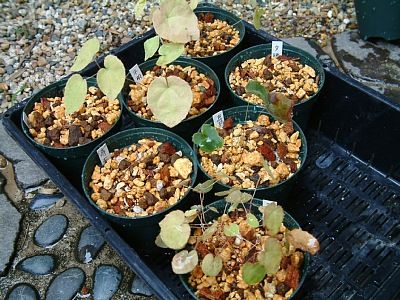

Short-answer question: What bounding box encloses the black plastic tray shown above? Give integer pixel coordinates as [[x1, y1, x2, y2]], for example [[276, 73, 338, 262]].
[[3, 14, 400, 300]]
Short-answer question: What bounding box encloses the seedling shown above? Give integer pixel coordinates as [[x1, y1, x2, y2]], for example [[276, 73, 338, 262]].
[[192, 124, 224, 153]]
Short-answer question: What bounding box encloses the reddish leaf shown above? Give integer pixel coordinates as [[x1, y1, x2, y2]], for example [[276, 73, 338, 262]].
[[267, 92, 294, 124]]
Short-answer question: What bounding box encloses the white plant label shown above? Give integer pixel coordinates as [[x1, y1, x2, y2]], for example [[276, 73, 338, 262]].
[[263, 199, 277, 206], [129, 64, 144, 83], [212, 111, 225, 128], [271, 41, 283, 58], [22, 112, 30, 128], [97, 143, 111, 166]]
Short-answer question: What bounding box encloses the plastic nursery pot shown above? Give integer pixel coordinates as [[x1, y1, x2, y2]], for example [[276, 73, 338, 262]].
[[122, 57, 221, 141], [191, 5, 246, 80], [21, 77, 123, 179], [194, 105, 307, 204], [82, 127, 198, 249], [225, 43, 325, 129], [180, 198, 310, 300]]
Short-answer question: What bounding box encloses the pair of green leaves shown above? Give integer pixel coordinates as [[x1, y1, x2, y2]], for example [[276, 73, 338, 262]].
[[65, 38, 125, 115], [192, 124, 224, 153], [245, 80, 294, 123], [144, 36, 185, 66]]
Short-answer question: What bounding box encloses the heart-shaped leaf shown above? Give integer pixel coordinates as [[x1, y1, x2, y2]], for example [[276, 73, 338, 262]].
[[152, 0, 200, 43], [267, 92, 294, 123], [97, 55, 125, 100], [134, 0, 147, 19], [246, 213, 260, 228], [253, 7, 265, 30], [156, 43, 185, 66], [64, 74, 87, 115], [147, 75, 192, 127], [257, 238, 282, 275], [263, 203, 284, 235], [201, 253, 222, 277], [223, 223, 239, 237], [172, 250, 198, 274], [245, 80, 269, 104], [159, 210, 191, 249], [242, 262, 266, 285], [144, 35, 160, 61], [226, 190, 253, 204], [70, 38, 100, 72], [155, 234, 168, 248], [192, 124, 224, 153], [287, 228, 320, 255]]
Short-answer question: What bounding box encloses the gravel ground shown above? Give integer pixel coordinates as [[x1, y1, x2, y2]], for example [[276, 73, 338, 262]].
[[0, 0, 356, 113]]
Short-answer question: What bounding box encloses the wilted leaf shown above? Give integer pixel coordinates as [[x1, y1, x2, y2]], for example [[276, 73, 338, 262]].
[[156, 43, 185, 66], [144, 35, 160, 61], [245, 80, 269, 105], [147, 75, 192, 127], [159, 210, 191, 249], [155, 234, 168, 248], [257, 238, 282, 275], [223, 223, 239, 237], [287, 228, 320, 255], [226, 190, 253, 204], [172, 250, 198, 274], [189, 0, 198, 10], [201, 253, 222, 277], [242, 262, 266, 285], [192, 124, 223, 153], [184, 209, 198, 223], [152, 0, 200, 43], [253, 7, 265, 30], [97, 55, 125, 100], [64, 74, 87, 115], [134, 0, 147, 19], [267, 92, 294, 123], [70, 38, 100, 72], [246, 213, 259, 228], [193, 179, 216, 194], [202, 222, 218, 241], [263, 203, 284, 235]]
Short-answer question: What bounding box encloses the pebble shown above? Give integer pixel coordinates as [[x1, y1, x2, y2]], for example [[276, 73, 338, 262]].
[[6, 283, 39, 300], [130, 276, 154, 296], [37, 57, 47, 67], [29, 193, 64, 210], [17, 254, 56, 275], [77, 225, 105, 263], [93, 265, 122, 300], [46, 267, 86, 300], [34, 214, 68, 247]]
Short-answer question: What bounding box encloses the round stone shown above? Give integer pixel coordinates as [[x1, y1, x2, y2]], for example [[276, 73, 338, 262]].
[[77, 225, 105, 263], [6, 283, 39, 300], [17, 255, 55, 275], [29, 193, 64, 211], [93, 265, 122, 300], [34, 214, 68, 247], [46, 267, 85, 300], [130, 276, 153, 296]]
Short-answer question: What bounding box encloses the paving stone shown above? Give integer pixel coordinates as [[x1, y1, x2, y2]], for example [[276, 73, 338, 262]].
[[77, 225, 105, 263], [34, 214, 68, 248], [6, 283, 39, 300], [0, 172, 5, 193], [0, 194, 21, 276], [93, 265, 122, 300], [130, 276, 154, 296], [46, 267, 85, 300], [14, 160, 48, 189], [29, 193, 64, 211], [0, 123, 30, 163], [17, 254, 55, 275]]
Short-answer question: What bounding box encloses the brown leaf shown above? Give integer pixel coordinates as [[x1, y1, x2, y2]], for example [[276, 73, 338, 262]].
[[287, 228, 320, 255], [284, 264, 300, 290], [198, 287, 224, 300], [257, 144, 276, 161]]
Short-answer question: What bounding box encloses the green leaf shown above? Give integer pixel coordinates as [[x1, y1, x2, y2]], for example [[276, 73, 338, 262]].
[[70, 38, 100, 72], [253, 7, 265, 30], [192, 124, 223, 153], [226, 190, 253, 204], [156, 43, 185, 66], [96, 55, 125, 100], [263, 203, 284, 235], [223, 223, 239, 237], [214, 187, 240, 197], [201, 254, 222, 277], [257, 238, 282, 275], [184, 209, 198, 223], [64, 74, 87, 115], [144, 35, 160, 61], [193, 179, 216, 194], [159, 210, 191, 249], [242, 262, 266, 285], [152, 0, 200, 43], [134, 0, 147, 19], [155, 234, 168, 248], [172, 250, 198, 274], [208, 206, 219, 213], [202, 222, 218, 241], [189, 0, 198, 10], [267, 92, 294, 123], [147, 75, 192, 127], [247, 213, 259, 228], [245, 80, 269, 105]]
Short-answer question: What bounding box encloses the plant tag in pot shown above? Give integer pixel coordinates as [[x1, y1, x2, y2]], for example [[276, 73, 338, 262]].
[[129, 64, 144, 83], [212, 111, 225, 128], [271, 41, 283, 58], [23, 112, 30, 128], [97, 143, 111, 166]]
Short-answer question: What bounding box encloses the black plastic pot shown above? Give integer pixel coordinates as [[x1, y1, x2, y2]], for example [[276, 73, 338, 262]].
[[355, 0, 400, 40], [179, 198, 310, 300], [225, 43, 325, 129], [82, 127, 198, 249], [123, 57, 221, 141], [21, 77, 124, 180], [194, 106, 307, 204]]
